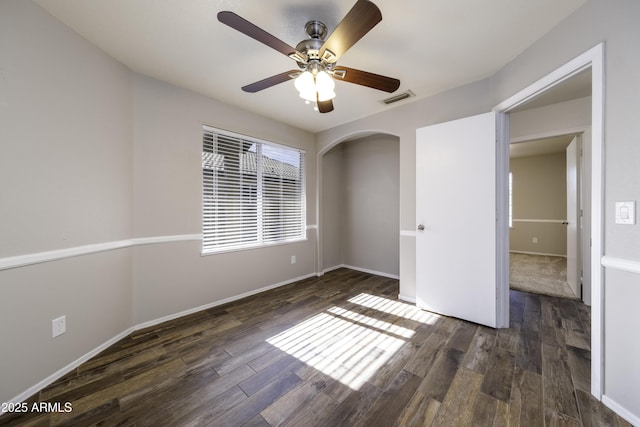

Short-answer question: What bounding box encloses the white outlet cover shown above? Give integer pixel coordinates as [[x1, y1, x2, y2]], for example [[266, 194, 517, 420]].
[[52, 315, 66, 338], [615, 201, 636, 225]]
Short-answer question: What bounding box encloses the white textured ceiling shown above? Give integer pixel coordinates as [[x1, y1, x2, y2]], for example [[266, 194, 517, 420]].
[[510, 135, 576, 158], [34, 0, 586, 133]]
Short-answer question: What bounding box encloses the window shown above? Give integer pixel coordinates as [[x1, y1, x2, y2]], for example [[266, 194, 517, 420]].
[[202, 126, 306, 253]]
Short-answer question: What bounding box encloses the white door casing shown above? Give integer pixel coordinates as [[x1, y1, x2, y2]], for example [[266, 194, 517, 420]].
[[566, 136, 580, 298]]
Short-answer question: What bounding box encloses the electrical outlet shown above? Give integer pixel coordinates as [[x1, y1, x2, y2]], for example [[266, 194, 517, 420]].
[[52, 316, 66, 338], [532, 237, 538, 244], [291, 255, 296, 264]]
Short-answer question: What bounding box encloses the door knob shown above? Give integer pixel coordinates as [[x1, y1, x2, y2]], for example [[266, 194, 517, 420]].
[[417, 224, 425, 231]]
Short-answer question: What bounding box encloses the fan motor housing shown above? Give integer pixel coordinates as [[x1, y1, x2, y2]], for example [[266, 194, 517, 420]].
[[305, 20, 327, 40]]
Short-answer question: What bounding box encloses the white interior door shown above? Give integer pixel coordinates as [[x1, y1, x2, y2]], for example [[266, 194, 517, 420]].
[[416, 112, 499, 328], [566, 136, 580, 298]]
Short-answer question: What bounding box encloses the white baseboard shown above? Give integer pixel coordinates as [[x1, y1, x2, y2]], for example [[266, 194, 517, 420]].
[[6, 271, 317, 406], [398, 294, 416, 304], [322, 264, 400, 280], [341, 264, 400, 280], [602, 395, 640, 427], [7, 327, 134, 406], [134, 272, 317, 331], [509, 250, 567, 258], [321, 264, 345, 275]]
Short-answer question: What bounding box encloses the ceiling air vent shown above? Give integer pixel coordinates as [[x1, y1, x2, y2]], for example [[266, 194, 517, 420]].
[[380, 90, 415, 105]]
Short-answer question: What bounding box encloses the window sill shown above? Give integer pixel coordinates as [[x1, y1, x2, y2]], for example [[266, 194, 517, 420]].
[[201, 238, 308, 256]]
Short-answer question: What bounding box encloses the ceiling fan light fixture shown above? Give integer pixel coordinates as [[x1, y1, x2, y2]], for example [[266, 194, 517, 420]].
[[315, 70, 335, 93], [299, 90, 317, 102], [294, 71, 315, 94], [219, 0, 399, 114], [295, 69, 336, 103]]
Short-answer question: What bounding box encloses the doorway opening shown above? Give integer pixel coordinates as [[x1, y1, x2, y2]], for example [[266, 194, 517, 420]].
[[494, 43, 604, 398], [509, 132, 586, 301]]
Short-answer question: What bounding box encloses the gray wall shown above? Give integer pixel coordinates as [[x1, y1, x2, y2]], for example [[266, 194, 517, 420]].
[[131, 74, 316, 324], [321, 145, 345, 270], [322, 135, 400, 276], [0, 0, 316, 404], [510, 152, 567, 256], [1, 0, 133, 402]]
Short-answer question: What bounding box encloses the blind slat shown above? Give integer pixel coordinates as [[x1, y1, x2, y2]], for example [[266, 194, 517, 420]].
[[203, 127, 305, 253]]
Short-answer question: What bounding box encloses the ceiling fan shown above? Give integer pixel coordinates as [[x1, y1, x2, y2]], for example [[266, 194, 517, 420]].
[[217, 0, 400, 113]]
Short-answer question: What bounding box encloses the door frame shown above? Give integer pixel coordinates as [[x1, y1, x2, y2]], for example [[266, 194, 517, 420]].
[[494, 43, 604, 399]]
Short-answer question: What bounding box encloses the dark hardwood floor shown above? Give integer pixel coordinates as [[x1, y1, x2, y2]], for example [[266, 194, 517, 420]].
[[0, 268, 631, 426]]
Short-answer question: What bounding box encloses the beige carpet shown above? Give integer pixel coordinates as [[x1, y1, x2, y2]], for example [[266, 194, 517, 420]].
[[510, 252, 578, 299]]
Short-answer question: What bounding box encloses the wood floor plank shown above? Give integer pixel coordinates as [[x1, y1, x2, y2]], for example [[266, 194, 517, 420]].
[[403, 329, 449, 377], [481, 347, 516, 402], [360, 369, 423, 427], [562, 318, 590, 351], [493, 399, 510, 427], [113, 365, 223, 426], [309, 381, 381, 427], [495, 324, 520, 353], [49, 357, 187, 425], [1, 268, 631, 427], [260, 371, 332, 426], [462, 326, 497, 374], [447, 321, 478, 352], [206, 372, 302, 427], [417, 347, 464, 402], [471, 392, 499, 426], [278, 391, 339, 427], [542, 343, 580, 420], [431, 367, 484, 426], [178, 385, 249, 427], [516, 326, 542, 375], [509, 367, 544, 427], [541, 296, 564, 329], [566, 345, 591, 394], [393, 391, 440, 427], [239, 355, 305, 396], [545, 409, 582, 427]]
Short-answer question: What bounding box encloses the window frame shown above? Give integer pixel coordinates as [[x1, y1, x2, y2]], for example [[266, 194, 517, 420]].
[[202, 125, 307, 255]]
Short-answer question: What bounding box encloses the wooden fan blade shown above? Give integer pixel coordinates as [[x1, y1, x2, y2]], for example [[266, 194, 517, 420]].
[[242, 70, 299, 93], [317, 97, 334, 113], [333, 66, 400, 93], [218, 11, 307, 62], [319, 0, 382, 64]]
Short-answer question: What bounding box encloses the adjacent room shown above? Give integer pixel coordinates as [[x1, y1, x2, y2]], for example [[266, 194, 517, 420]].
[[1, 1, 639, 426], [509, 134, 582, 300]]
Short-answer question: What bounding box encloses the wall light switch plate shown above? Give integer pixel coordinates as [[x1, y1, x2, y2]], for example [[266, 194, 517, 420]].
[[615, 201, 636, 225]]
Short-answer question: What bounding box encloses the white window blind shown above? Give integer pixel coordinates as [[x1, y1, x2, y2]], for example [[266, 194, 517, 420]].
[[202, 126, 306, 253]]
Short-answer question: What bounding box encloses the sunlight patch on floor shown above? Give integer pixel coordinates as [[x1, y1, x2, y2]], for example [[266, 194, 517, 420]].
[[267, 294, 436, 390], [348, 293, 441, 325]]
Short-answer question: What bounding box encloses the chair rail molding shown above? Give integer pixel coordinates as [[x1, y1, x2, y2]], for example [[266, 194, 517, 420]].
[[0, 234, 202, 272]]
